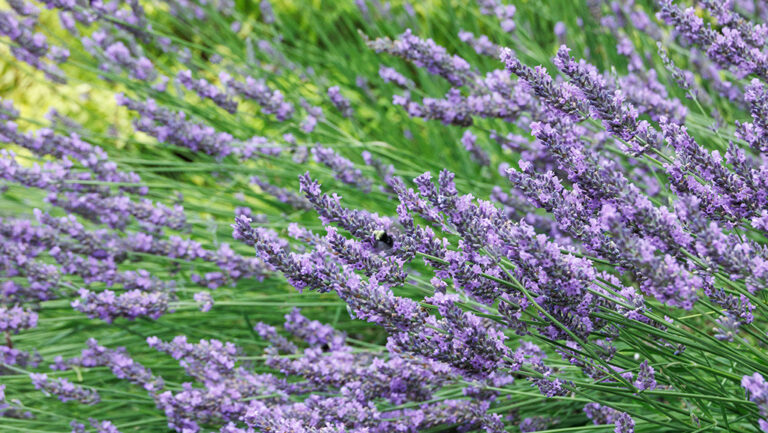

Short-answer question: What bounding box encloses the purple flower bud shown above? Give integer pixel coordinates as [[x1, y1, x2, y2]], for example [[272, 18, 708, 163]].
[[224, 75, 294, 121], [193, 291, 213, 312], [378, 65, 411, 87], [366, 29, 473, 86], [461, 130, 490, 166], [634, 360, 657, 391], [327, 86, 353, 117], [459, 30, 500, 57], [743, 372, 768, 429], [71, 288, 170, 322], [30, 373, 100, 404], [554, 21, 566, 38], [177, 70, 237, 114], [0, 305, 38, 333], [311, 146, 372, 192]]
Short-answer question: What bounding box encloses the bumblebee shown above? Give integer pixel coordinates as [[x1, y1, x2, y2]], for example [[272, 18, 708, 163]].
[[373, 229, 394, 252]]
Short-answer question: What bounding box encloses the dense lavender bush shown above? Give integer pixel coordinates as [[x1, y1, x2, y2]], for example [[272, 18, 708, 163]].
[[3, 0, 768, 432]]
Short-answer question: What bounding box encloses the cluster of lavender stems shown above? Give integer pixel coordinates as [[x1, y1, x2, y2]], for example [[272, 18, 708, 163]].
[[0, 3, 68, 82], [0, 84, 272, 338], [43, 315, 511, 433], [4, 0, 768, 432]]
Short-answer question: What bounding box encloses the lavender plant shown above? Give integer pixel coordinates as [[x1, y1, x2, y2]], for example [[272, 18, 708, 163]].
[[2, 0, 768, 432]]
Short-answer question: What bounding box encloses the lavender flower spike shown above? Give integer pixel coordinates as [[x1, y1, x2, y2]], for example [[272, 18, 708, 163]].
[[30, 373, 100, 405], [553, 45, 662, 154], [328, 86, 353, 117], [366, 29, 474, 86], [311, 146, 373, 192], [743, 373, 768, 432], [177, 70, 238, 114]]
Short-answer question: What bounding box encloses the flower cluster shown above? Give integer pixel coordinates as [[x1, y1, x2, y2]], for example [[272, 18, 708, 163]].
[[29, 373, 100, 405], [0, 2, 67, 82], [743, 373, 768, 431], [4, 1, 768, 432]]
